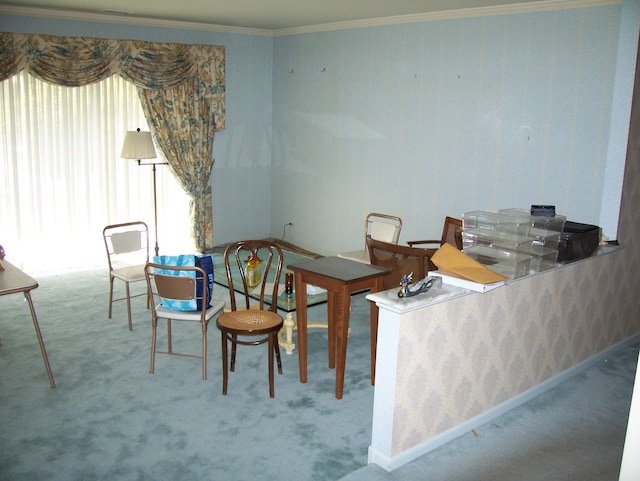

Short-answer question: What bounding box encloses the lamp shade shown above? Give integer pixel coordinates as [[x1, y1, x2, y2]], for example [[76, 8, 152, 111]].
[[120, 129, 157, 160]]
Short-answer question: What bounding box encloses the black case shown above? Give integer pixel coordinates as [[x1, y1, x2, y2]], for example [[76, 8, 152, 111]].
[[557, 221, 601, 263]]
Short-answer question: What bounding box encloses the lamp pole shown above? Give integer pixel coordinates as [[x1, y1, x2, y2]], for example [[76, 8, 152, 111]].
[[138, 160, 168, 257], [121, 128, 166, 257], [152, 163, 160, 257]]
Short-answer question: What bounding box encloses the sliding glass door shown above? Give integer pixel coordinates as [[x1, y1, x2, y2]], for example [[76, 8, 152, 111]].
[[0, 72, 192, 274]]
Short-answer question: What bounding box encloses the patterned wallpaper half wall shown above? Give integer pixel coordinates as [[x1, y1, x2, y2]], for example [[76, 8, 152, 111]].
[[381, 246, 639, 460]]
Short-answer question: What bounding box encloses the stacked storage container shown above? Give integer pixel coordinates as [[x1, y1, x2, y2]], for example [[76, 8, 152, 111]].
[[461, 208, 565, 279]]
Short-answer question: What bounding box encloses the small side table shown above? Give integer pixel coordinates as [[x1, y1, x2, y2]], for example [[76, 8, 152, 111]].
[[0, 260, 56, 388], [288, 256, 389, 399]]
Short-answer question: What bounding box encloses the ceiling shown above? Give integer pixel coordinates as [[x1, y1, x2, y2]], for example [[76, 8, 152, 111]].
[[0, 0, 563, 32]]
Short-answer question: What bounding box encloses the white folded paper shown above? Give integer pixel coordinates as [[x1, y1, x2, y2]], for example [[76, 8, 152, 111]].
[[252, 282, 327, 296], [305, 284, 327, 296], [251, 282, 326, 296], [427, 271, 506, 293], [252, 282, 285, 296]]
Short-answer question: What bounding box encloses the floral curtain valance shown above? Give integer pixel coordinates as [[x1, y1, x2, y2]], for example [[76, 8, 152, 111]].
[[0, 32, 225, 130], [1, 31, 225, 251]]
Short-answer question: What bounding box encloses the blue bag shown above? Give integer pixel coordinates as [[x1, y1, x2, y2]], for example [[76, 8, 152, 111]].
[[153, 254, 214, 311]]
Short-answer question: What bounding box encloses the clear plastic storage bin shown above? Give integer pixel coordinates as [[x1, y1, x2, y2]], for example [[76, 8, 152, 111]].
[[498, 208, 566, 233], [462, 228, 532, 252], [463, 245, 532, 280]]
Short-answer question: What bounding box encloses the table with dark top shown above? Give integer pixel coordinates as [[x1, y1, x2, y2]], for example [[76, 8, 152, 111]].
[[288, 256, 390, 399]]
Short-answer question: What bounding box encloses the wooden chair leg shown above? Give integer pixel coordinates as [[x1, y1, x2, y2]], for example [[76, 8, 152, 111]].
[[268, 333, 275, 398], [230, 334, 237, 372], [221, 331, 229, 395], [167, 319, 173, 353], [274, 338, 283, 375]]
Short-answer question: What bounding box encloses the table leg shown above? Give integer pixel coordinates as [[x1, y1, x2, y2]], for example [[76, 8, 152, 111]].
[[369, 277, 384, 386], [294, 272, 308, 383], [327, 290, 336, 369], [334, 286, 351, 399], [24, 291, 55, 388], [278, 312, 296, 355], [370, 300, 380, 386]]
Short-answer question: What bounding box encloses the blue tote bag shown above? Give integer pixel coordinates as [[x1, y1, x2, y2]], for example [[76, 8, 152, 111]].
[[152, 254, 214, 311]]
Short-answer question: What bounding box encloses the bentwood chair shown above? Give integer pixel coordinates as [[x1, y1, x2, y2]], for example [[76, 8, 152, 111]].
[[408, 216, 463, 270], [367, 237, 433, 290], [144, 262, 225, 380], [216, 240, 284, 398], [338, 212, 403, 264], [103, 221, 150, 331]]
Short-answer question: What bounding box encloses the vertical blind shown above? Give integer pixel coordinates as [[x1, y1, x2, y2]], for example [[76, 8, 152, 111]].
[[0, 71, 192, 274]]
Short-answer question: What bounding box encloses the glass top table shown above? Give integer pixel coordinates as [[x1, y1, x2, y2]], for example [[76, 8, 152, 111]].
[[212, 249, 328, 313], [212, 248, 330, 355]]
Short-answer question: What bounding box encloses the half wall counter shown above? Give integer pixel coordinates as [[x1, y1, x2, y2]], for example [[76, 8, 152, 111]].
[[366, 246, 640, 471]]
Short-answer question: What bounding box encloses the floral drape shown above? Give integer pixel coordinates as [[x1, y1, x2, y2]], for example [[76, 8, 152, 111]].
[[0, 32, 225, 252], [138, 77, 216, 250]]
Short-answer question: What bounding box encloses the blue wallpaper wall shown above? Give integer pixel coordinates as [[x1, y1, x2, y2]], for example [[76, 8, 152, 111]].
[[2, 1, 638, 257], [272, 3, 637, 256]]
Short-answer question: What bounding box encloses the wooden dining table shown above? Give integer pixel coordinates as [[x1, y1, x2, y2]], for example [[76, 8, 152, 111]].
[[0, 260, 56, 388], [288, 256, 389, 399]]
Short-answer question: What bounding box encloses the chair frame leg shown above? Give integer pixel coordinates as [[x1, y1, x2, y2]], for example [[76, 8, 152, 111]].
[[274, 339, 283, 374], [166, 319, 173, 354], [125, 282, 133, 331], [221, 332, 229, 395], [230, 334, 237, 372], [268, 333, 275, 398], [219, 327, 282, 397], [109, 277, 144, 331], [150, 317, 157, 374], [108, 276, 115, 319], [201, 322, 207, 381]]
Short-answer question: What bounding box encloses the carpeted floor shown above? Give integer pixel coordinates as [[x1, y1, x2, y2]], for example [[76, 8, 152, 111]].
[[0, 266, 375, 481], [1, 262, 637, 481]]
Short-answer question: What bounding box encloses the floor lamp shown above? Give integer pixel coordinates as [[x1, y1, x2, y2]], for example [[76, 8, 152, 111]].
[[120, 128, 168, 257]]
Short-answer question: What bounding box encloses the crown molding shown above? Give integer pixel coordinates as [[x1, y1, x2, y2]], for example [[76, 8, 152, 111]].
[[274, 0, 620, 36], [0, 5, 274, 37], [0, 0, 621, 38]]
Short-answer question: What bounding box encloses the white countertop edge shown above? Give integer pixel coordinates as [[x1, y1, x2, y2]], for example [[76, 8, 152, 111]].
[[366, 285, 470, 314]]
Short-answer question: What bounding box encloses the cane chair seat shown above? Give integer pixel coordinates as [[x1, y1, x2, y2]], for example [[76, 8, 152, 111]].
[[217, 310, 282, 334]]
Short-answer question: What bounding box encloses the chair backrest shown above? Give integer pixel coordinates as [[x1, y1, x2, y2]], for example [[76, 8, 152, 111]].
[[367, 237, 432, 290], [144, 263, 209, 320], [441, 217, 463, 250], [223, 240, 283, 313], [364, 213, 402, 249], [103, 221, 149, 271]]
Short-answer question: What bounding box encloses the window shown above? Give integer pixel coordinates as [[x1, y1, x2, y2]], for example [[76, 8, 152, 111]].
[[0, 72, 192, 274]]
